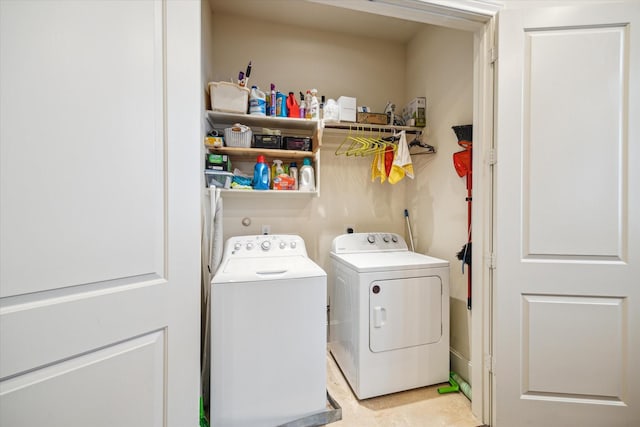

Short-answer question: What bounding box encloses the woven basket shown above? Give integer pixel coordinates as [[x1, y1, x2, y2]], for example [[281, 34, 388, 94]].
[[224, 124, 252, 148]]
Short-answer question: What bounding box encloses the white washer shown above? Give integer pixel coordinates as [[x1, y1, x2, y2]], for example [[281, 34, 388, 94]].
[[329, 232, 450, 400], [211, 234, 327, 427]]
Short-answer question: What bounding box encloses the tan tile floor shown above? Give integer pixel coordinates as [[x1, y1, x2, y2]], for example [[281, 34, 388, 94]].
[[326, 352, 482, 427]]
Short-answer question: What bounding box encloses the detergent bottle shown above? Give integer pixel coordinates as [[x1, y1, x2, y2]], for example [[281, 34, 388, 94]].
[[298, 158, 315, 192], [253, 155, 270, 190], [249, 85, 266, 116]]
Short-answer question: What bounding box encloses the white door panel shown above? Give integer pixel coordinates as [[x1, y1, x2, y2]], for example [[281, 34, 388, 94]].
[[0, 1, 200, 425], [0, 0, 164, 297], [495, 3, 639, 426], [0, 332, 164, 427]]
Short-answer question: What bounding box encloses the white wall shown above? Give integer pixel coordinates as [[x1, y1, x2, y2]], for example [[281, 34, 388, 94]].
[[203, 2, 474, 380]]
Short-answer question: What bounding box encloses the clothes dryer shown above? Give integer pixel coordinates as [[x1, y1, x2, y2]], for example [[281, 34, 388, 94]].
[[211, 234, 326, 427], [329, 232, 449, 399]]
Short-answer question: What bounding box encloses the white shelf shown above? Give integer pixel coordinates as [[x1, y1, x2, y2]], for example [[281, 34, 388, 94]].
[[207, 111, 319, 132], [217, 188, 317, 198]]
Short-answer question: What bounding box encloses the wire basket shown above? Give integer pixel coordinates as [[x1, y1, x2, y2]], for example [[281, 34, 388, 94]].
[[224, 124, 252, 148], [452, 125, 473, 143]]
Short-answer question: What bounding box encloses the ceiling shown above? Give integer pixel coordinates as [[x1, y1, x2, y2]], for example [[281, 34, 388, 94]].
[[206, 0, 427, 44]]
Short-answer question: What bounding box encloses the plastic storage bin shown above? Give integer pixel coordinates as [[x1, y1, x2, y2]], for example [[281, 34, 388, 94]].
[[208, 81, 250, 114], [205, 170, 233, 189]]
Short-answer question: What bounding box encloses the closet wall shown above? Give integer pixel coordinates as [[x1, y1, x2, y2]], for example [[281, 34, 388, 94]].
[[202, 1, 474, 382]]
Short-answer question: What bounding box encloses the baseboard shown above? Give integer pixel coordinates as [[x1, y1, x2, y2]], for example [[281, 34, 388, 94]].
[[450, 348, 472, 385]]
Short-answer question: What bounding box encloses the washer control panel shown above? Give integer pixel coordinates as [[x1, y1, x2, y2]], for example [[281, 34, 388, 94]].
[[332, 232, 408, 254], [225, 234, 307, 257]]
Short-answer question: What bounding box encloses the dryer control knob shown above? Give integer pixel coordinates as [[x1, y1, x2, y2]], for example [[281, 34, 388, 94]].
[[382, 235, 390, 243], [246, 242, 254, 250], [391, 235, 398, 243], [367, 234, 376, 244], [234, 242, 242, 251], [261, 240, 271, 251], [279, 241, 286, 249], [290, 241, 297, 249]]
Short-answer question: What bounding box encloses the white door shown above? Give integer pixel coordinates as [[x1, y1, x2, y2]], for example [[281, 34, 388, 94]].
[[0, 1, 200, 426], [494, 2, 640, 426]]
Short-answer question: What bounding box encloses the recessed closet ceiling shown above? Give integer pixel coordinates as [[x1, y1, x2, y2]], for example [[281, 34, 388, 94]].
[[207, 0, 426, 43]]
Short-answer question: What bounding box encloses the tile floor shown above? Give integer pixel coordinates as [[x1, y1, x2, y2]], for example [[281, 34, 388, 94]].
[[325, 352, 482, 427]]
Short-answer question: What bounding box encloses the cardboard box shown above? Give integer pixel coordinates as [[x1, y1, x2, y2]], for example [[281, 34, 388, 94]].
[[205, 153, 231, 171], [337, 96, 357, 122], [402, 97, 426, 127], [357, 112, 388, 125]]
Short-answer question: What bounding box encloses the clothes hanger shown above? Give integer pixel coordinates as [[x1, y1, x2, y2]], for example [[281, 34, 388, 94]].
[[335, 125, 354, 155]]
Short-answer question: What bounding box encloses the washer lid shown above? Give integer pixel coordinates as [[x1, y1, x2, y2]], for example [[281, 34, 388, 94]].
[[213, 255, 326, 283], [331, 250, 448, 272]]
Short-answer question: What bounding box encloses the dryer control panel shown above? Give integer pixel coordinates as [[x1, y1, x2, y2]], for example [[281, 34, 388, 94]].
[[223, 234, 308, 258], [331, 232, 408, 254]]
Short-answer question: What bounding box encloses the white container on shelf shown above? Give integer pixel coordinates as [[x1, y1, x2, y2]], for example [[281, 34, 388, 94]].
[[298, 158, 315, 192], [337, 96, 357, 122], [208, 81, 249, 114]]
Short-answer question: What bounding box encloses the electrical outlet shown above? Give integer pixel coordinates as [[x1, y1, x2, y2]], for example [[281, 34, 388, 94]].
[[344, 225, 355, 234], [261, 224, 271, 235]]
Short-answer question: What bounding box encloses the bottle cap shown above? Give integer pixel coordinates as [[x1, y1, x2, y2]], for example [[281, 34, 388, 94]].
[[303, 158, 311, 166], [257, 155, 266, 163], [290, 162, 297, 168]]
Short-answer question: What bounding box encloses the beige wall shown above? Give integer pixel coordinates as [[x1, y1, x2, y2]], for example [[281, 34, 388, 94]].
[[405, 25, 474, 378], [204, 4, 474, 381]]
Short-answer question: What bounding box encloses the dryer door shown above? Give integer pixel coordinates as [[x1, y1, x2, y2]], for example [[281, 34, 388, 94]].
[[369, 276, 442, 353]]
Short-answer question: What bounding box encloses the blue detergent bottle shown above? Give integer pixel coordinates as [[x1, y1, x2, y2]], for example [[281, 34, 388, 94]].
[[253, 155, 270, 190]]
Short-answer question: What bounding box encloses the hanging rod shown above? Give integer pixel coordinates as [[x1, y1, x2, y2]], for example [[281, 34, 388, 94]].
[[322, 122, 423, 134]]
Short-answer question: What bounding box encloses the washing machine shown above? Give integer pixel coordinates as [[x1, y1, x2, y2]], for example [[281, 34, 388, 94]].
[[211, 234, 327, 427], [328, 232, 449, 400]]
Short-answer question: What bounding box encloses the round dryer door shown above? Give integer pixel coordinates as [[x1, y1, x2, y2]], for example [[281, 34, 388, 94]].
[[369, 276, 442, 353]]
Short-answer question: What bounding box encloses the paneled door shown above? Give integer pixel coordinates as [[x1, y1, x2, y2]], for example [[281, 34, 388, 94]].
[[0, 1, 200, 425], [494, 2, 639, 426]]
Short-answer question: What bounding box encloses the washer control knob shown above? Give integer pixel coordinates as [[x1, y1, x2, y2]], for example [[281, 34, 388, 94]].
[[391, 235, 398, 243], [382, 235, 390, 243], [261, 240, 271, 251], [246, 242, 254, 250], [367, 234, 376, 244], [279, 241, 286, 249], [290, 241, 297, 249], [234, 242, 242, 251]]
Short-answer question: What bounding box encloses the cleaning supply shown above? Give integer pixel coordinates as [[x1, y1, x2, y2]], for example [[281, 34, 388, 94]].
[[249, 85, 266, 115], [298, 157, 315, 192], [271, 159, 285, 187], [305, 90, 312, 119], [276, 91, 287, 117], [299, 92, 306, 118], [269, 83, 276, 116], [252, 155, 270, 190], [309, 88, 319, 119], [286, 92, 300, 118], [289, 161, 298, 190]]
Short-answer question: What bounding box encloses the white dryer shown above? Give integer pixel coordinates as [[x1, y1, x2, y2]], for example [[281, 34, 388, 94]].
[[211, 234, 327, 427], [329, 232, 449, 400]]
